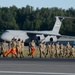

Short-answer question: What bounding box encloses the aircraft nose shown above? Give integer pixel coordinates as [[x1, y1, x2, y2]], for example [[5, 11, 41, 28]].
[[0, 31, 14, 42], [0, 35, 3, 42], [0, 33, 6, 41], [0, 33, 10, 42]]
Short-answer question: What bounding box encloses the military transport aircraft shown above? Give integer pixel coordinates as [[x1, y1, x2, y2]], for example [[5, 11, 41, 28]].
[[0, 16, 70, 45]]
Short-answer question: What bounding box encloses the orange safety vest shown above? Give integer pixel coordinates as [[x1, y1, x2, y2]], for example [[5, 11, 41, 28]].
[[10, 48, 17, 55], [31, 47, 35, 55], [3, 49, 11, 57]]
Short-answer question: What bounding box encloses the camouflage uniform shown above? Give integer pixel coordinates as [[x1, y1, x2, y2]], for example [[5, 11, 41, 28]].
[[20, 40, 25, 57], [30, 40, 36, 58], [11, 39, 17, 57], [63, 46, 67, 58], [46, 44, 52, 58], [51, 43, 56, 58], [0, 41, 6, 57], [16, 39, 21, 57], [39, 42, 46, 58], [72, 47, 75, 58], [66, 42, 72, 58], [8, 41, 12, 49], [28, 42, 32, 56], [56, 42, 60, 58], [60, 44, 64, 57]]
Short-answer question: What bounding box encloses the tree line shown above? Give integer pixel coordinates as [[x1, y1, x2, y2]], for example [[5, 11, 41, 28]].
[[0, 5, 75, 36]]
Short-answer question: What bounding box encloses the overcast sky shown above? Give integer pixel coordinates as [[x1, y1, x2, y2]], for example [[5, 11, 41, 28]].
[[0, 0, 75, 9]]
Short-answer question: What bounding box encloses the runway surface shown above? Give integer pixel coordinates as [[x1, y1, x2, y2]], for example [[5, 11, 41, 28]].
[[0, 58, 75, 75]]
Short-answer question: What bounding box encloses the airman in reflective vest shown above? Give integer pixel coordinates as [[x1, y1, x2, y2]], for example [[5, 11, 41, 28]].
[[30, 40, 36, 58], [11, 39, 17, 57]]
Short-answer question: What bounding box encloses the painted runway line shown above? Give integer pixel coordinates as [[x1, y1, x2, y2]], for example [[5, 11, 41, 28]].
[[0, 71, 75, 75]]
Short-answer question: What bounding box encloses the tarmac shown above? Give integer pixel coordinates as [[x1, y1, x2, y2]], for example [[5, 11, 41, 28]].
[[0, 58, 75, 75]]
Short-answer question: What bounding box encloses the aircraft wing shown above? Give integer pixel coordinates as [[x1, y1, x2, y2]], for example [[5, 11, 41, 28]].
[[60, 35, 75, 39], [26, 31, 75, 38], [26, 31, 61, 36]]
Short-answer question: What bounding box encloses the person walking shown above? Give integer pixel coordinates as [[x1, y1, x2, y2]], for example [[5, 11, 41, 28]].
[[30, 40, 36, 58], [0, 40, 6, 57], [20, 40, 25, 57], [45, 43, 52, 58]]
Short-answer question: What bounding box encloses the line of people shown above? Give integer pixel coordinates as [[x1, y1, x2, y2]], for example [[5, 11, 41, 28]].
[[28, 40, 75, 58], [0, 38, 25, 58], [38, 42, 75, 58], [0, 39, 75, 58]]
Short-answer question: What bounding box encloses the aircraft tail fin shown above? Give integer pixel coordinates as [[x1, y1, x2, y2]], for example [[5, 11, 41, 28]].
[[52, 16, 64, 34]]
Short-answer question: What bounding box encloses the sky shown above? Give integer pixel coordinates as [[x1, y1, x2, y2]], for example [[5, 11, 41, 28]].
[[0, 0, 75, 10]]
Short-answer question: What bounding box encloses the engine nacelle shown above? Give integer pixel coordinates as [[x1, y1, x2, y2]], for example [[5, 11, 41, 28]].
[[42, 36, 57, 43], [50, 36, 57, 42], [36, 35, 45, 41]]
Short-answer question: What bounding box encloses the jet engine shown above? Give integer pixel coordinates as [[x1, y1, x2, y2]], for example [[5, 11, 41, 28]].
[[42, 36, 57, 43], [36, 35, 45, 41], [49, 36, 57, 42], [36, 35, 45, 44]]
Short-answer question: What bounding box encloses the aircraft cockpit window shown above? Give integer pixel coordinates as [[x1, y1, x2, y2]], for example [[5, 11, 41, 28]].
[[5, 30, 9, 33], [2, 30, 9, 34]]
